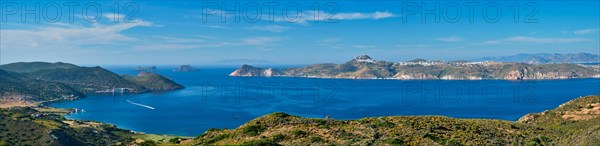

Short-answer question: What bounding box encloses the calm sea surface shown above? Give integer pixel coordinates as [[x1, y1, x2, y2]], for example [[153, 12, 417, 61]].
[[49, 66, 600, 136]]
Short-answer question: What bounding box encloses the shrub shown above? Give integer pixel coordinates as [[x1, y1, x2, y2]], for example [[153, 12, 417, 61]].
[[291, 130, 308, 137], [207, 134, 230, 144], [241, 139, 280, 146], [272, 134, 285, 142], [168, 137, 181, 144], [309, 136, 324, 143], [445, 139, 460, 146], [139, 140, 157, 146], [385, 138, 404, 145], [242, 125, 266, 136]]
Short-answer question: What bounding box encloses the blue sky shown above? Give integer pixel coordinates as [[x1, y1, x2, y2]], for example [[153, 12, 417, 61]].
[[1, 1, 598, 65]]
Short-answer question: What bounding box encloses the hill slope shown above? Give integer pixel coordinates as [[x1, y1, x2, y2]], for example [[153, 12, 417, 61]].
[[123, 72, 184, 91], [0, 62, 185, 107], [191, 95, 600, 145], [0, 107, 135, 145], [24, 66, 147, 94], [0, 69, 83, 107], [0, 62, 78, 73]]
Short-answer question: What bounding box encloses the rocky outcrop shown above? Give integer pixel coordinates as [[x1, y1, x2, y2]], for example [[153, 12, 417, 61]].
[[134, 66, 157, 72], [229, 64, 280, 77], [229, 55, 600, 80], [173, 65, 197, 72], [504, 67, 528, 80]]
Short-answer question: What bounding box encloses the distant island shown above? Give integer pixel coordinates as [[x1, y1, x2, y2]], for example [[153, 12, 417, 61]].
[[230, 55, 600, 80], [134, 66, 158, 72], [471, 52, 599, 64], [173, 65, 198, 72], [0, 62, 184, 107]]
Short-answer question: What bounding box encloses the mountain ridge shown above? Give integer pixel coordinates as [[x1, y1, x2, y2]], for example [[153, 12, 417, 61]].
[[230, 55, 600, 80], [470, 52, 600, 64]]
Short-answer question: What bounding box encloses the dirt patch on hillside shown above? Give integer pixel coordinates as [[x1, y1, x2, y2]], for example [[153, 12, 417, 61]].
[[561, 103, 600, 121]]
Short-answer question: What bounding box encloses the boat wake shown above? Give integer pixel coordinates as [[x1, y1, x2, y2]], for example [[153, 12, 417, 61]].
[[126, 99, 155, 110]]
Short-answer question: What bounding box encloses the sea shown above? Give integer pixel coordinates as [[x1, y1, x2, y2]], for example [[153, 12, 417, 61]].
[[49, 66, 600, 136]]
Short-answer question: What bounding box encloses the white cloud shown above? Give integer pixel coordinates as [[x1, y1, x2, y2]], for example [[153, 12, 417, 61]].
[[104, 13, 125, 20], [351, 45, 376, 49], [485, 36, 592, 44], [0, 18, 153, 51], [573, 29, 598, 35], [259, 10, 395, 25], [319, 38, 343, 49], [395, 44, 428, 49], [330, 11, 394, 20], [435, 36, 463, 42], [152, 36, 207, 43], [506, 36, 590, 43], [240, 36, 285, 46], [249, 25, 290, 32], [131, 36, 287, 51], [204, 25, 229, 29], [132, 44, 199, 51]]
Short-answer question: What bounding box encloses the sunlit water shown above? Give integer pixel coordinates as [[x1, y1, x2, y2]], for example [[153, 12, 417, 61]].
[[49, 66, 600, 136]]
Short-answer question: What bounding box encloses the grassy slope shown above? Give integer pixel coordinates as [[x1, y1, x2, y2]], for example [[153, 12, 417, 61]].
[[0, 62, 78, 73], [122, 72, 184, 91], [518, 95, 600, 145], [24, 67, 147, 94], [191, 96, 600, 146], [0, 69, 84, 102], [0, 107, 134, 146]]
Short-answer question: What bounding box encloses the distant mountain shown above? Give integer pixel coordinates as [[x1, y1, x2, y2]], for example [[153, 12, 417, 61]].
[[123, 72, 184, 91], [230, 55, 600, 80], [471, 53, 600, 64], [0, 62, 78, 73], [173, 65, 197, 72]]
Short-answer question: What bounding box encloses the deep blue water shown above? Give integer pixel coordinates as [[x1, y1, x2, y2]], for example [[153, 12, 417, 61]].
[[49, 66, 600, 136]]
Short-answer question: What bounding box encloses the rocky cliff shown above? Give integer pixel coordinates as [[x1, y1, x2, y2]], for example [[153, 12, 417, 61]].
[[229, 55, 600, 80], [229, 64, 282, 77]]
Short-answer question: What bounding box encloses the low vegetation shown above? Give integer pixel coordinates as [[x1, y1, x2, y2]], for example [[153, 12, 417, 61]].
[[191, 96, 600, 145]]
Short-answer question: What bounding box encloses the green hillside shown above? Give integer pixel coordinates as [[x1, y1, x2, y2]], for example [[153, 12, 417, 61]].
[[0, 62, 78, 73], [191, 95, 600, 145], [0, 69, 83, 103], [0, 62, 185, 107], [0, 107, 135, 146], [123, 72, 184, 91], [24, 66, 146, 94]]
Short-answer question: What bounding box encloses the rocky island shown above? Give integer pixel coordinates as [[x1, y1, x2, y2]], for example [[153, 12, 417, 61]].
[[173, 65, 198, 72], [134, 66, 158, 72], [230, 55, 600, 80]]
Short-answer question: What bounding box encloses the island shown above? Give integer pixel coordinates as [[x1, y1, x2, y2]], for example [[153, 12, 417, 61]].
[[229, 55, 600, 80], [173, 65, 198, 72], [134, 66, 158, 72]]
